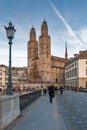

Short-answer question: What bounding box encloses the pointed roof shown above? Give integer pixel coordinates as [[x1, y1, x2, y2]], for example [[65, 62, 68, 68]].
[[30, 26, 36, 41], [65, 42, 68, 59], [41, 19, 48, 36]]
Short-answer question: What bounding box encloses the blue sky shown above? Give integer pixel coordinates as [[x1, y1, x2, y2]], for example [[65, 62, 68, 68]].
[[0, 0, 87, 67]]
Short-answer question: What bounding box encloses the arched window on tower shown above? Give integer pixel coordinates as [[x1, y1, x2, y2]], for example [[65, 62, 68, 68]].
[[56, 78, 58, 82], [47, 51, 48, 57], [46, 46, 48, 49]]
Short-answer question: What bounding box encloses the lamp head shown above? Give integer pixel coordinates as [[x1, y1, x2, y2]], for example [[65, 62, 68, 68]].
[[4, 22, 16, 40]]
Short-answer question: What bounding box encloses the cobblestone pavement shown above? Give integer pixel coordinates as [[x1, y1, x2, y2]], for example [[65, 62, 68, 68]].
[[56, 90, 87, 130]]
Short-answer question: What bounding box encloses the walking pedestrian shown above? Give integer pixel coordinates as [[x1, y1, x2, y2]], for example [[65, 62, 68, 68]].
[[48, 85, 55, 103], [44, 88, 47, 95], [59, 86, 63, 95]]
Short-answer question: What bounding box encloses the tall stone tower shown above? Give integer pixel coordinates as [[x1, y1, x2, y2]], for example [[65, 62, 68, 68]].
[[39, 20, 51, 82], [27, 27, 38, 81]]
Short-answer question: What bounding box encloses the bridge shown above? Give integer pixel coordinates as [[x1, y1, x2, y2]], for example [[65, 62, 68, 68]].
[[5, 91, 66, 130], [2, 89, 87, 130]]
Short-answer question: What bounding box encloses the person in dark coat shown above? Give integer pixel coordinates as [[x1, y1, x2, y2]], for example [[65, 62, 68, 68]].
[[48, 85, 55, 103], [59, 86, 63, 95], [44, 88, 47, 95]]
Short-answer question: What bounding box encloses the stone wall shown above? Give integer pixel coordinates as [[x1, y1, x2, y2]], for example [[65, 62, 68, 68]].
[[0, 94, 20, 130]]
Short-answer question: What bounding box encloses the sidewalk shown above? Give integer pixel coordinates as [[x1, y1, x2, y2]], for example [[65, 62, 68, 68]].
[[7, 94, 66, 130]]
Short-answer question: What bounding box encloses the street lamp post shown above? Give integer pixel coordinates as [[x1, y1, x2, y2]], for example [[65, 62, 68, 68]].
[[40, 70, 43, 88], [4, 22, 16, 95]]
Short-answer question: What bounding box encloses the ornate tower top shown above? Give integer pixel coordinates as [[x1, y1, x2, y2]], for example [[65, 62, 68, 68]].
[[30, 26, 36, 41], [41, 20, 48, 36]]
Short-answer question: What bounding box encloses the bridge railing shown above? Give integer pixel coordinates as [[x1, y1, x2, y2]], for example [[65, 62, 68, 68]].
[[78, 88, 87, 92], [20, 90, 41, 111]]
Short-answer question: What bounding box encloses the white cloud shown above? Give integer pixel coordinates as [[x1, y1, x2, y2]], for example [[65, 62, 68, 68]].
[[15, 24, 28, 40], [47, 0, 87, 59], [12, 49, 27, 67], [48, 0, 82, 46], [12, 49, 26, 58], [51, 26, 87, 58], [77, 27, 87, 44], [0, 41, 8, 46]]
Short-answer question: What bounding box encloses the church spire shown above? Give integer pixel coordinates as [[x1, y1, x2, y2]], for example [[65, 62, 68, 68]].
[[41, 19, 48, 36], [30, 26, 36, 41], [65, 42, 68, 59]]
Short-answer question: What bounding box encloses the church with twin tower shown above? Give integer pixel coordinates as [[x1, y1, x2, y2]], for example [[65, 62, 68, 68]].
[[27, 20, 68, 86]]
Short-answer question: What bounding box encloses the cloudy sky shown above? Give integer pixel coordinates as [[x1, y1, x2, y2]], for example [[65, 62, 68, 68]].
[[0, 0, 87, 67]]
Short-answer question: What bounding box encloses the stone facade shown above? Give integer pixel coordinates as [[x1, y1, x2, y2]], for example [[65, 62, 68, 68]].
[[65, 50, 87, 88], [0, 65, 18, 90], [27, 20, 68, 86]]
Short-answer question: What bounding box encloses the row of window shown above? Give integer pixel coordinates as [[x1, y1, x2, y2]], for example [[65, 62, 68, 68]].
[[66, 62, 77, 71], [0, 77, 18, 81], [66, 68, 77, 79]]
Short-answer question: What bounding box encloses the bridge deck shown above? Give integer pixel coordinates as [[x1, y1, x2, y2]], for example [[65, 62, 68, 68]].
[[6, 94, 66, 130]]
